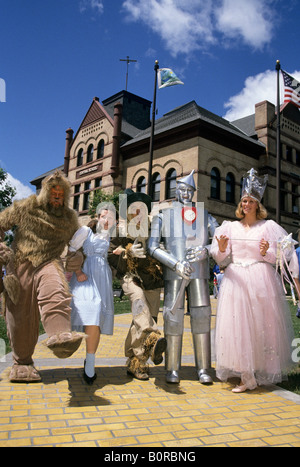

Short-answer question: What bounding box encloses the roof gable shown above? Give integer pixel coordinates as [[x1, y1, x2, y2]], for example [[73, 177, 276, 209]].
[[70, 98, 114, 148], [80, 98, 114, 129]]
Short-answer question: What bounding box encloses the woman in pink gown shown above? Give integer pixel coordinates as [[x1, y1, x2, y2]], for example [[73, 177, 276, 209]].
[[211, 169, 296, 393]]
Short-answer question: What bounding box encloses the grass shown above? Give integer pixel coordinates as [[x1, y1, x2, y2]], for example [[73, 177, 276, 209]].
[[1, 296, 300, 395], [114, 296, 131, 314]]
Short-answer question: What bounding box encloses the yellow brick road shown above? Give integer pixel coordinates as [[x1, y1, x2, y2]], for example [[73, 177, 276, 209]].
[[0, 308, 300, 447]]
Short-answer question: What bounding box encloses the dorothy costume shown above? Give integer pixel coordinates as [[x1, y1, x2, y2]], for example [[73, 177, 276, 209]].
[[69, 226, 114, 335]]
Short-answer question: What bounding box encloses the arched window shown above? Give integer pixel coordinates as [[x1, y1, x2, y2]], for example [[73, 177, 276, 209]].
[[97, 139, 104, 159], [226, 172, 235, 203], [151, 172, 161, 202], [87, 144, 94, 163], [77, 148, 83, 167], [210, 168, 220, 199], [166, 168, 177, 199], [136, 176, 146, 194]]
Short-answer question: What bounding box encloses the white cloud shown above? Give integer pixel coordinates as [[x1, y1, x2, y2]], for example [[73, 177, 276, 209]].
[[122, 0, 215, 57], [6, 174, 34, 201], [223, 69, 300, 121], [122, 0, 276, 56], [214, 0, 275, 49], [79, 0, 104, 14]]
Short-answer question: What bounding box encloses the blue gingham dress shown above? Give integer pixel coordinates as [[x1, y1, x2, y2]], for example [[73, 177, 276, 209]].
[[69, 226, 114, 334]]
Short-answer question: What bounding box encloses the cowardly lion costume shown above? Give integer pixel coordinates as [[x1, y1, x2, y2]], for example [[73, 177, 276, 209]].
[[0, 171, 84, 382]]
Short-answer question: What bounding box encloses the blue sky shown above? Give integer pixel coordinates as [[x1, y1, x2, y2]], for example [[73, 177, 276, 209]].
[[0, 0, 300, 199]]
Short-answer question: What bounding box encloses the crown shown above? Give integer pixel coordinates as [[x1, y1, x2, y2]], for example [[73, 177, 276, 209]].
[[241, 168, 268, 202]]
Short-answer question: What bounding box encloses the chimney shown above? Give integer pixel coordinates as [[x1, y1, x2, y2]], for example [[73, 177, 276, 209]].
[[110, 102, 123, 179], [64, 128, 74, 176]]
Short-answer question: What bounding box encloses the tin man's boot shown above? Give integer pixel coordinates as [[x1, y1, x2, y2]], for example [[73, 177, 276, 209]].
[[165, 335, 182, 384], [193, 332, 213, 385]]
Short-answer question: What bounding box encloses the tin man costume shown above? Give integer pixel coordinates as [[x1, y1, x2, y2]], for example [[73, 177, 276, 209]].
[[148, 170, 218, 384]]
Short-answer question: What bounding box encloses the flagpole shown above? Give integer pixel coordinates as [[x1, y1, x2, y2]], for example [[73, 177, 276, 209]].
[[147, 60, 159, 197], [276, 59, 281, 224]]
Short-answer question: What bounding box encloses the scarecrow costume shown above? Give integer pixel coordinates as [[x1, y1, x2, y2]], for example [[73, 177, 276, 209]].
[[107, 190, 166, 380], [0, 171, 84, 382]]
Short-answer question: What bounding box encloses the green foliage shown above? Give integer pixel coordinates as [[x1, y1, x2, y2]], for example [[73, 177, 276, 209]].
[[0, 168, 16, 245], [0, 168, 16, 211], [88, 188, 122, 218]]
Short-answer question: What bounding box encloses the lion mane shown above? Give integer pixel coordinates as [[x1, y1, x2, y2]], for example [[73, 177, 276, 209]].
[[0, 171, 79, 268]]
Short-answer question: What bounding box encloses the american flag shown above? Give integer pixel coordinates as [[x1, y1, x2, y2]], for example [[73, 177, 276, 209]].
[[281, 70, 300, 108]]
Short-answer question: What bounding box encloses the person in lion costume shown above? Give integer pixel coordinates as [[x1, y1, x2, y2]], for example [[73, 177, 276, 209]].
[[0, 171, 85, 382]]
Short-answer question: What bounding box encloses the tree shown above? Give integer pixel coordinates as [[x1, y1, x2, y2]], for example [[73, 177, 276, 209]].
[[0, 168, 16, 210], [88, 188, 122, 218], [0, 168, 16, 244]]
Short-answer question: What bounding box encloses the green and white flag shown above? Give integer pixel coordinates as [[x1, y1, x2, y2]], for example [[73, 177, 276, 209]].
[[157, 68, 184, 89]]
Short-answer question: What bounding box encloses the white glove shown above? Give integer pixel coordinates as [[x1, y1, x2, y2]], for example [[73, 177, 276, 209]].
[[130, 239, 146, 258], [175, 260, 193, 279], [186, 246, 207, 263]]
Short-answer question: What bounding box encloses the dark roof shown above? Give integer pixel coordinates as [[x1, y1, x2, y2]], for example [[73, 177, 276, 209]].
[[30, 165, 64, 186], [121, 101, 265, 148], [103, 90, 151, 136], [231, 114, 256, 138]]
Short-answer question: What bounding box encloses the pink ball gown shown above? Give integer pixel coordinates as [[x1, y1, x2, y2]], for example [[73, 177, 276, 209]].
[[211, 219, 296, 390]]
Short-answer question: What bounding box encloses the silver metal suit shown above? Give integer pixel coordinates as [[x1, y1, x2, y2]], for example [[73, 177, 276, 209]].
[[148, 171, 218, 384]]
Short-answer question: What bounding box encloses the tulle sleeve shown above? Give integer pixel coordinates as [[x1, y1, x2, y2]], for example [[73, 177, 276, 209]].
[[262, 220, 296, 265], [69, 226, 90, 252], [210, 220, 232, 266]]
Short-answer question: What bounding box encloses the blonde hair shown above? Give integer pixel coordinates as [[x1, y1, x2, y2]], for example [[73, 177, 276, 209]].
[[235, 199, 268, 220]]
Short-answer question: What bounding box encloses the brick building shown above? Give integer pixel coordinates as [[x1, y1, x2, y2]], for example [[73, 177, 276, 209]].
[[30, 90, 300, 234]]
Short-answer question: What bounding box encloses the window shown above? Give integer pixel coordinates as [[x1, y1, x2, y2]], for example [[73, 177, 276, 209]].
[[151, 172, 161, 202], [240, 177, 243, 198], [87, 144, 94, 163], [286, 145, 293, 162], [73, 184, 80, 211], [292, 184, 299, 214], [95, 178, 102, 189], [136, 176, 146, 194], [210, 168, 220, 199], [83, 181, 91, 211], [166, 169, 177, 199], [77, 149, 83, 167], [226, 173, 235, 203], [97, 139, 104, 159]]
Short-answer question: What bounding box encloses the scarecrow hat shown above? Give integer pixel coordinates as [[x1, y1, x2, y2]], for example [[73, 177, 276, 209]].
[[119, 188, 152, 219]]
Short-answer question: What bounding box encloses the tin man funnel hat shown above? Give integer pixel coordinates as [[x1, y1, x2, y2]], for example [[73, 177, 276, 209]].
[[241, 168, 268, 202], [177, 170, 196, 190]]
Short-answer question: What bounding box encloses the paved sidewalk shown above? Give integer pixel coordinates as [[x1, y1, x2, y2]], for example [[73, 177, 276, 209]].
[[0, 303, 300, 447]]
